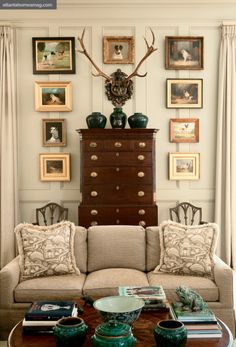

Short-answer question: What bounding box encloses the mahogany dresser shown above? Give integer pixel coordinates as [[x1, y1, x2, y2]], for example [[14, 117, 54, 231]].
[[77, 128, 158, 228]]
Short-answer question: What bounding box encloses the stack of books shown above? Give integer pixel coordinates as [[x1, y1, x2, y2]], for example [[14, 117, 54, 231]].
[[171, 302, 222, 339], [22, 300, 77, 334], [118, 285, 169, 311]]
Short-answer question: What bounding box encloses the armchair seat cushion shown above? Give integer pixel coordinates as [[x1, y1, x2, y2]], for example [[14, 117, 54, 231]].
[[14, 273, 86, 302]]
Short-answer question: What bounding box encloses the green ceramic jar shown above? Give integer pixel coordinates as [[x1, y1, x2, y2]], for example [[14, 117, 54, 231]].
[[86, 112, 107, 129], [109, 107, 127, 129], [128, 112, 149, 128], [153, 319, 187, 347], [92, 322, 136, 347], [53, 316, 88, 347]]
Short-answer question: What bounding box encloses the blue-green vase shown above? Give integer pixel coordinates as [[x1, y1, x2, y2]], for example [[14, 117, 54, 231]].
[[153, 320, 187, 347], [128, 112, 148, 128], [53, 316, 88, 347], [86, 112, 107, 129], [92, 322, 136, 347], [110, 107, 127, 129]]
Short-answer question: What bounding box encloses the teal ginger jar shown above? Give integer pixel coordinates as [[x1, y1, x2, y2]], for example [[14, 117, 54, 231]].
[[128, 112, 149, 128], [153, 319, 187, 347], [53, 316, 88, 347], [86, 112, 107, 129], [92, 322, 136, 347], [109, 107, 127, 129]]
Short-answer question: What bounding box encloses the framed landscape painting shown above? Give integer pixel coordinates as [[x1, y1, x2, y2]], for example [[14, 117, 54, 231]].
[[169, 152, 200, 180], [103, 36, 135, 64], [166, 79, 203, 109], [169, 118, 199, 143], [39, 153, 70, 181], [32, 37, 75, 74], [42, 119, 66, 147], [35, 81, 72, 112], [165, 36, 204, 70]]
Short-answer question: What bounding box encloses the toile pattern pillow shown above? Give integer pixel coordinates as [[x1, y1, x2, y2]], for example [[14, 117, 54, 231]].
[[15, 221, 80, 282], [154, 221, 219, 279]]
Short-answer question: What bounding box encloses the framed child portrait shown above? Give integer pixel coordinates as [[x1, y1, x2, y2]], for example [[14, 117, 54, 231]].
[[42, 119, 66, 147], [39, 153, 70, 181]]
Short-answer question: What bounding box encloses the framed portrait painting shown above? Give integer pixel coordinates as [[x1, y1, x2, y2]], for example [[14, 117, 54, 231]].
[[169, 152, 200, 180], [42, 119, 66, 147], [39, 153, 70, 181], [165, 36, 204, 70], [166, 79, 203, 109], [32, 37, 75, 74], [103, 36, 134, 64], [169, 118, 199, 143], [35, 81, 72, 112]]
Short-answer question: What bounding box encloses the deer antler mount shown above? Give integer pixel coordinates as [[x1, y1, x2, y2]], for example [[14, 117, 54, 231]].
[[77, 28, 157, 107]]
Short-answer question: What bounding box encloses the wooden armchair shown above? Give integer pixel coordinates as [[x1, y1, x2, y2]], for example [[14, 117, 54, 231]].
[[35, 202, 68, 226], [169, 201, 206, 225]]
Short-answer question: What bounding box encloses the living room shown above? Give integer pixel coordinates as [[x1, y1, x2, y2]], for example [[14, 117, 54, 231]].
[[0, 0, 236, 345]]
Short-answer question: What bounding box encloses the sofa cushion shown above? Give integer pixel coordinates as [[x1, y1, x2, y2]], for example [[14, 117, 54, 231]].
[[154, 221, 219, 279], [87, 225, 146, 272], [83, 268, 149, 297], [15, 221, 80, 281], [146, 226, 161, 271], [147, 271, 219, 303], [14, 274, 86, 302], [74, 226, 87, 273]]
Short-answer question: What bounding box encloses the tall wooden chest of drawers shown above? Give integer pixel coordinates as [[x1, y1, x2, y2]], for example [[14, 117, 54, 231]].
[[77, 128, 158, 227]]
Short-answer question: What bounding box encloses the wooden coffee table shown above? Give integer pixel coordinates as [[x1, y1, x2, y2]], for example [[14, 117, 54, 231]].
[[8, 300, 233, 347]]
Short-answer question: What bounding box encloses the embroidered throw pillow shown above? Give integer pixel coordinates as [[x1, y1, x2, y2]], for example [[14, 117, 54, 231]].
[[154, 221, 219, 279], [15, 221, 80, 281]]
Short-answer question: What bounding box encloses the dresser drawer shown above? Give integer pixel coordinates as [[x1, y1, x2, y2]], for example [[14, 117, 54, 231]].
[[82, 139, 153, 152], [82, 167, 153, 184], [83, 184, 154, 204], [83, 152, 152, 167], [78, 205, 158, 228]]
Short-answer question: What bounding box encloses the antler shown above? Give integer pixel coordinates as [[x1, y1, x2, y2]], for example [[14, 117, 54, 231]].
[[126, 28, 157, 81], [77, 28, 111, 81]]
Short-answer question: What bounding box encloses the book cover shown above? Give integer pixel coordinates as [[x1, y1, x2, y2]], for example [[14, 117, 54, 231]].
[[23, 307, 77, 326], [118, 286, 166, 300], [25, 301, 76, 321], [172, 303, 216, 322]]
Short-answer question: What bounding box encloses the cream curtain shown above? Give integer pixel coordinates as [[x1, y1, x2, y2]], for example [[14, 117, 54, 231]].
[[0, 26, 19, 268], [215, 25, 236, 268]]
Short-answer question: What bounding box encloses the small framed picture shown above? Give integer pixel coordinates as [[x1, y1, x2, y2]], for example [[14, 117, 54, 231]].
[[32, 37, 75, 74], [42, 119, 66, 147], [35, 81, 72, 112], [169, 118, 199, 143], [39, 153, 70, 181], [166, 79, 203, 109], [165, 36, 204, 70], [169, 152, 200, 180], [103, 36, 134, 64]]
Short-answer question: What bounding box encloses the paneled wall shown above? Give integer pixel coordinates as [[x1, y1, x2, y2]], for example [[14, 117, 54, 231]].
[[2, 0, 234, 225]]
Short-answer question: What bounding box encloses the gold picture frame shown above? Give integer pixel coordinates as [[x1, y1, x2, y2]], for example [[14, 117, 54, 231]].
[[39, 153, 70, 181], [165, 36, 204, 70], [169, 118, 199, 143], [103, 36, 135, 64], [169, 152, 200, 180], [42, 119, 66, 147], [35, 81, 72, 112]]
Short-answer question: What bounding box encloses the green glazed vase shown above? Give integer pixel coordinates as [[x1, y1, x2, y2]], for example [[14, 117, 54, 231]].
[[86, 112, 107, 129], [92, 322, 136, 347], [153, 320, 187, 347], [109, 107, 127, 129], [128, 112, 149, 128], [53, 316, 88, 347]]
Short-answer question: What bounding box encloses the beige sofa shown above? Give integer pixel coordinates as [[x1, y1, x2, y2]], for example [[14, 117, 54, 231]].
[[0, 225, 235, 339]]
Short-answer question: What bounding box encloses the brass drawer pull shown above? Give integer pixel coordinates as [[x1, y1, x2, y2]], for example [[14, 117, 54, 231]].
[[116, 152, 119, 157], [116, 186, 120, 190], [139, 142, 146, 148], [138, 209, 146, 215], [90, 172, 98, 177], [91, 191, 98, 197], [89, 142, 97, 148], [91, 155, 98, 161], [138, 171, 145, 177], [138, 191, 145, 197], [116, 219, 120, 224], [139, 221, 146, 226], [116, 167, 120, 172], [114, 142, 122, 148], [138, 155, 145, 161], [90, 209, 98, 215], [91, 221, 98, 226], [116, 209, 120, 213]]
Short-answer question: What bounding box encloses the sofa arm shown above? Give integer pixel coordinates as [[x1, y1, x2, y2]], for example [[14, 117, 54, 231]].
[[0, 256, 20, 308], [213, 255, 234, 307]]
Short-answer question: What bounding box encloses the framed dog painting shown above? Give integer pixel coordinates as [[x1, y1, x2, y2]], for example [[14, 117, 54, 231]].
[[103, 36, 134, 64]]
